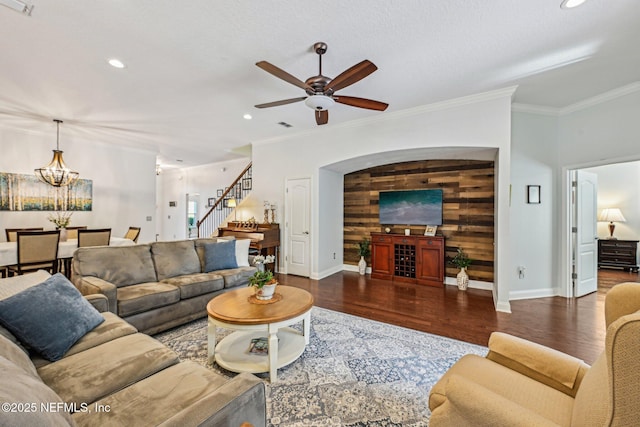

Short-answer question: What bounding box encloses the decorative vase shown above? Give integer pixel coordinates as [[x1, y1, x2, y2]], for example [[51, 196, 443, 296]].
[[358, 256, 367, 275], [255, 283, 277, 300], [58, 227, 68, 242], [457, 267, 469, 291], [256, 262, 265, 272]]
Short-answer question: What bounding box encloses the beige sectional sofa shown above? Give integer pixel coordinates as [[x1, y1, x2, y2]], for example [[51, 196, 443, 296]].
[[72, 238, 256, 334], [0, 270, 266, 427]]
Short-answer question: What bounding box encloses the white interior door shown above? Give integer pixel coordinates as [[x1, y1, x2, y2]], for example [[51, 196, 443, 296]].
[[574, 170, 598, 297], [285, 178, 311, 277]]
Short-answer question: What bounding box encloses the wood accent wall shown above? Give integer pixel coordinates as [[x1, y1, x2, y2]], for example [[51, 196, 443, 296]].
[[344, 159, 495, 282]]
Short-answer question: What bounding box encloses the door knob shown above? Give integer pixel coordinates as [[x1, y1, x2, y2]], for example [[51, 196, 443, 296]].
[[303, 231, 309, 235]]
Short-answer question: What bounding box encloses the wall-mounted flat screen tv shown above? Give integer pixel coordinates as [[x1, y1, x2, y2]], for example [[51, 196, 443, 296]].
[[379, 189, 443, 225]]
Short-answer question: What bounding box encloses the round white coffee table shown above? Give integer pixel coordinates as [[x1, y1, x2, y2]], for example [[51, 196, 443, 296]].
[[206, 286, 313, 382]]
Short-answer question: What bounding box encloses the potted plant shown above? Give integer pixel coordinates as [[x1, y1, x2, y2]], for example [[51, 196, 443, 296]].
[[450, 248, 472, 290], [48, 212, 73, 242], [355, 238, 371, 275], [248, 270, 278, 300]]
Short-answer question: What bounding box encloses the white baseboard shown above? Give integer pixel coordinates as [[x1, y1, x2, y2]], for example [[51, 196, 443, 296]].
[[314, 264, 346, 280], [444, 277, 494, 291], [508, 287, 559, 300]]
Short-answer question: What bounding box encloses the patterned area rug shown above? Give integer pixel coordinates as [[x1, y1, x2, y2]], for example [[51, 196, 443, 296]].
[[154, 307, 487, 426]]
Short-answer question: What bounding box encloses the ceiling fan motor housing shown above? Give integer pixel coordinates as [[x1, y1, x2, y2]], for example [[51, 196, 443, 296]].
[[305, 95, 335, 111]]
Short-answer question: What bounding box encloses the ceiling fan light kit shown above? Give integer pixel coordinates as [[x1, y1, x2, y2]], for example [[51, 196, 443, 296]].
[[255, 42, 388, 125], [305, 95, 335, 111]]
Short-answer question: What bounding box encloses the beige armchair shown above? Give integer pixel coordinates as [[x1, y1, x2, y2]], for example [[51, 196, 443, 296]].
[[429, 282, 640, 426]]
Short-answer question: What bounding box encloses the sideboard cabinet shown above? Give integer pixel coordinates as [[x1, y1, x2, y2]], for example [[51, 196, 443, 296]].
[[370, 233, 444, 287], [597, 239, 639, 272]]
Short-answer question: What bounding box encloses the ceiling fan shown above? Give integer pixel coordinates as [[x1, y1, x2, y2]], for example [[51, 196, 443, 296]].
[[255, 42, 388, 125]]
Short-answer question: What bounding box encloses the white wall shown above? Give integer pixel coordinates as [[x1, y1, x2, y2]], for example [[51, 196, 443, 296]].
[[583, 161, 640, 241], [509, 112, 559, 299], [0, 125, 157, 243], [250, 88, 515, 311]]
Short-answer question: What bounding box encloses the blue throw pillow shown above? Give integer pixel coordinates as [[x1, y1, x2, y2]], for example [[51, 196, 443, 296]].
[[204, 240, 238, 272], [0, 273, 104, 361]]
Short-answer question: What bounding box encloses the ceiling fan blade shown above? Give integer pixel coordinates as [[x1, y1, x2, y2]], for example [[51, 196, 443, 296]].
[[315, 110, 328, 125], [334, 95, 388, 111], [254, 97, 307, 109], [323, 60, 378, 95], [256, 61, 312, 91]]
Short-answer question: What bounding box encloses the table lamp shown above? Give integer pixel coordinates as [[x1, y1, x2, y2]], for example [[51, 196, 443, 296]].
[[227, 198, 237, 222], [598, 208, 626, 239]]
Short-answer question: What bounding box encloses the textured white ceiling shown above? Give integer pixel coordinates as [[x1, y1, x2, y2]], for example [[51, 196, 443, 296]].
[[1, 0, 639, 167]]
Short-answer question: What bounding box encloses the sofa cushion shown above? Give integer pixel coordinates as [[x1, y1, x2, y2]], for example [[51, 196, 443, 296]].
[[215, 266, 257, 288], [117, 282, 180, 317], [204, 240, 238, 272], [429, 354, 574, 426], [0, 273, 104, 362], [0, 333, 38, 378], [151, 240, 201, 281], [74, 244, 157, 287], [0, 356, 74, 427], [161, 272, 225, 299], [31, 312, 138, 368], [71, 360, 229, 426], [235, 238, 251, 267], [37, 333, 179, 406]]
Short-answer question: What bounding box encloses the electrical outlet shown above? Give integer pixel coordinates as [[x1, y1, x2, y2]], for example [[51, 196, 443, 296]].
[[333, 252, 336, 259], [518, 266, 526, 279]]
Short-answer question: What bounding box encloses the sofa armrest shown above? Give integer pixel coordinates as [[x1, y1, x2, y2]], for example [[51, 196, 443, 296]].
[[84, 293, 109, 312], [486, 332, 589, 397], [158, 372, 266, 427], [75, 276, 117, 314], [430, 374, 561, 427]]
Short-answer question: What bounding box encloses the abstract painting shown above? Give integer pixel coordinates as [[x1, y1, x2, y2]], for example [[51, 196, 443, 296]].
[[0, 172, 93, 211]]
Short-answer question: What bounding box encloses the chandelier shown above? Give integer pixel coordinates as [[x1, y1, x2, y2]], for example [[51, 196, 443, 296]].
[[34, 119, 79, 187]]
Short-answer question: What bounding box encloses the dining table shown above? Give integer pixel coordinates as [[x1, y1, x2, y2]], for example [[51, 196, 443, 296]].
[[0, 237, 136, 276]]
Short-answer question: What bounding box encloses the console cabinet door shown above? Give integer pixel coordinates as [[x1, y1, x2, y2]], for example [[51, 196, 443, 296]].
[[417, 237, 444, 287], [371, 234, 393, 279]]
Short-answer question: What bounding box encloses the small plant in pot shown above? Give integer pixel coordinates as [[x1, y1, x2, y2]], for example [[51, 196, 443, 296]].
[[355, 238, 371, 275], [450, 248, 472, 290], [248, 270, 278, 300]]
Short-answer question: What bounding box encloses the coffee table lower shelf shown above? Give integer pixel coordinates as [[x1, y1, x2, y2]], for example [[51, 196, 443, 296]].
[[213, 328, 306, 375]]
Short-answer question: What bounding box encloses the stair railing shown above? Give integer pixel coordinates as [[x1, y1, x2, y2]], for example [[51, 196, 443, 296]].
[[197, 162, 252, 238]]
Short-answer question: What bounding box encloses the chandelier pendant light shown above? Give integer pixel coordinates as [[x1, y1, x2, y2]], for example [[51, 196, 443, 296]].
[[35, 119, 79, 187]]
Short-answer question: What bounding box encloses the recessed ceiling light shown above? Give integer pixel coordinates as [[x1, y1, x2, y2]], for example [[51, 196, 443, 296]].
[[108, 58, 126, 69], [561, 0, 586, 9], [243, 114, 252, 120]]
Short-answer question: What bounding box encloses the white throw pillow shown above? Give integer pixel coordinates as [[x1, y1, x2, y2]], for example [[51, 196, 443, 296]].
[[235, 238, 251, 267]]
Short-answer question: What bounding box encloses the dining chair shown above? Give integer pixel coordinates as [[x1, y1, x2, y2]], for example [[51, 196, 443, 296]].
[[5, 227, 44, 242], [124, 226, 141, 243], [7, 230, 60, 276], [77, 228, 111, 247], [65, 226, 88, 240]]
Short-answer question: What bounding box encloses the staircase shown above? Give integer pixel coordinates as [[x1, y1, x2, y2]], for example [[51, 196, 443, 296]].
[[197, 162, 252, 238]]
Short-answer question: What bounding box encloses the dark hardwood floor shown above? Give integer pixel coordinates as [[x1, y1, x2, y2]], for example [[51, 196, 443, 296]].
[[278, 268, 639, 365]]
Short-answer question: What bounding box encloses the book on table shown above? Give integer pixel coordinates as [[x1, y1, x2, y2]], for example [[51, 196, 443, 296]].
[[248, 337, 269, 355]]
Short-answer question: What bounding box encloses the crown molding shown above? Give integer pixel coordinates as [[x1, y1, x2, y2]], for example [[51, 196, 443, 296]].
[[559, 81, 640, 115], [256, 86, 519, 146], [512, 82, 640, 116]]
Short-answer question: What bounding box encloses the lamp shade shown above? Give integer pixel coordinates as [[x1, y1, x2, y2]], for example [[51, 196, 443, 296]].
[[598, 208, 626, 223], [227, 198, 237, 208]]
